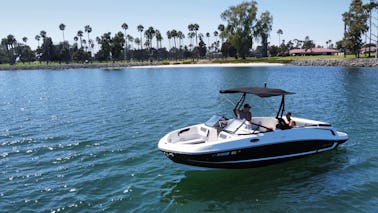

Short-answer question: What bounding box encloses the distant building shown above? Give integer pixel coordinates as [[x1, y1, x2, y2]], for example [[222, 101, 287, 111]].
[[289, 48, 339, 56], [361, 46, 376, 54]]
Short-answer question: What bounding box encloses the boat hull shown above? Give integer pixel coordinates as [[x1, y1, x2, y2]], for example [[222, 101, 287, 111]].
[[161, 139, 347, 169]]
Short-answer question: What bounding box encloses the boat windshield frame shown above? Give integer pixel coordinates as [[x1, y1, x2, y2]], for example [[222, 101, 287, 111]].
[[205, 115, 224, 127]]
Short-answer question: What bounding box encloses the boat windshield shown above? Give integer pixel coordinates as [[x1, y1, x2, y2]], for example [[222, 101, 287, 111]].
[[205, 115, 224, 127], [224, 119, 245, 133]]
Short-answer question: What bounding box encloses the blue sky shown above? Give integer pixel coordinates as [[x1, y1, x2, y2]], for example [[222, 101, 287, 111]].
[[1, 0, 357, 50]]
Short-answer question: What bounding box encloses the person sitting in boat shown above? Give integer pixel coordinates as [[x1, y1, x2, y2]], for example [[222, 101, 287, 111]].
[[286, 112, 296, 127], [235, 104, 252, 121]]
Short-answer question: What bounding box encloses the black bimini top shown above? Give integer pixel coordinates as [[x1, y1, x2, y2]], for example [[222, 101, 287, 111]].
[[219, 87, 295, 98]]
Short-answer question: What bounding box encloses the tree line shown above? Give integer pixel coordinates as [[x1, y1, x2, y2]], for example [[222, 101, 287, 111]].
[[342, 0, 378, 57], [1, 0, 376, 65]]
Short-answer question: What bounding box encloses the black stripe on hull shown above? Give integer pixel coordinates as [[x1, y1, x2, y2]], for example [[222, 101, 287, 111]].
[[163, 139, 347, 169]]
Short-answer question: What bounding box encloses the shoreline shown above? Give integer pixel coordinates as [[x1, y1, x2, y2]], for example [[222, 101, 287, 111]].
[[1, 58, 378, 71], [0, 62, 151, 71]]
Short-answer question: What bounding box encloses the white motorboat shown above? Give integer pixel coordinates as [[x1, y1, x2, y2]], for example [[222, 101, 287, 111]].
[[158, 86, 348, 169]]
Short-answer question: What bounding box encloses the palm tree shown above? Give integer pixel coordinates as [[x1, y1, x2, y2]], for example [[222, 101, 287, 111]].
[[39, 31, 47, 53], [193, 23, 200, 46], [188, 23, 200, 46], [170, 29, 178, 49], [277, 29, 283, 45], [188, 24, 195, 47], [84, 25, 92, 40], [213, 31, 218, 38], [187, 32, 195, 50], [198, 33, 204, 41], [22, 37, 28, 44], [127, 35, 134, 49], [144, 40, 151, 49], [82, 39, 87, 51], [35, 35, 41, 48], [217, 24, 225, 46], [144, 26, 155, 50], [166, 31, 172, 49], [121, 23, 128, 59], [74, 36, 79, 46], [84, 25, 92, 53], [77, 30, 84, 48], [59, 23, 66, 43], [134, 37, 141, 49], [213, 31, 219, 52], [206, 32, 211, 50], [177, 31, 184, 48], [188, 24, 194, 32], [88, 39, 94, 51], [84, 25, 92, 43], [137, 25, 144, 49], [155, 30, 162, 49], [40, 30, 47, 39], [121, 23, 128, 34]]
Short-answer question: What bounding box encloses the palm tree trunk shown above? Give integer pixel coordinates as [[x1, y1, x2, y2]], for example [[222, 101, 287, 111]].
[[124, 30, 127, 60]]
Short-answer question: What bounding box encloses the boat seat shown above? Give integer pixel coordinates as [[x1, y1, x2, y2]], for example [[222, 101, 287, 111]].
[[251, 117, 277, 132], [179, 137, 206, 144]]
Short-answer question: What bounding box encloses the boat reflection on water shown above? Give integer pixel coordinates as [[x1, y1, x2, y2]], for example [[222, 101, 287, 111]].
[[161, 149, 349, 211]]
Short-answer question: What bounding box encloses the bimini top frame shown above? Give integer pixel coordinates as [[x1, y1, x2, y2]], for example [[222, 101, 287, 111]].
[[219, 87, 295, 97], [219, 86, 295, 118]]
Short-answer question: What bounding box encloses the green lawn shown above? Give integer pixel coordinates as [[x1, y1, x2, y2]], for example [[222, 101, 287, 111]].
[[0, 54, 376, 68]]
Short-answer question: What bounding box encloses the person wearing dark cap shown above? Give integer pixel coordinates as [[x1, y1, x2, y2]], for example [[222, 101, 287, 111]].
[[235, 104, 252, 121], [285, 112, 296, 127]]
